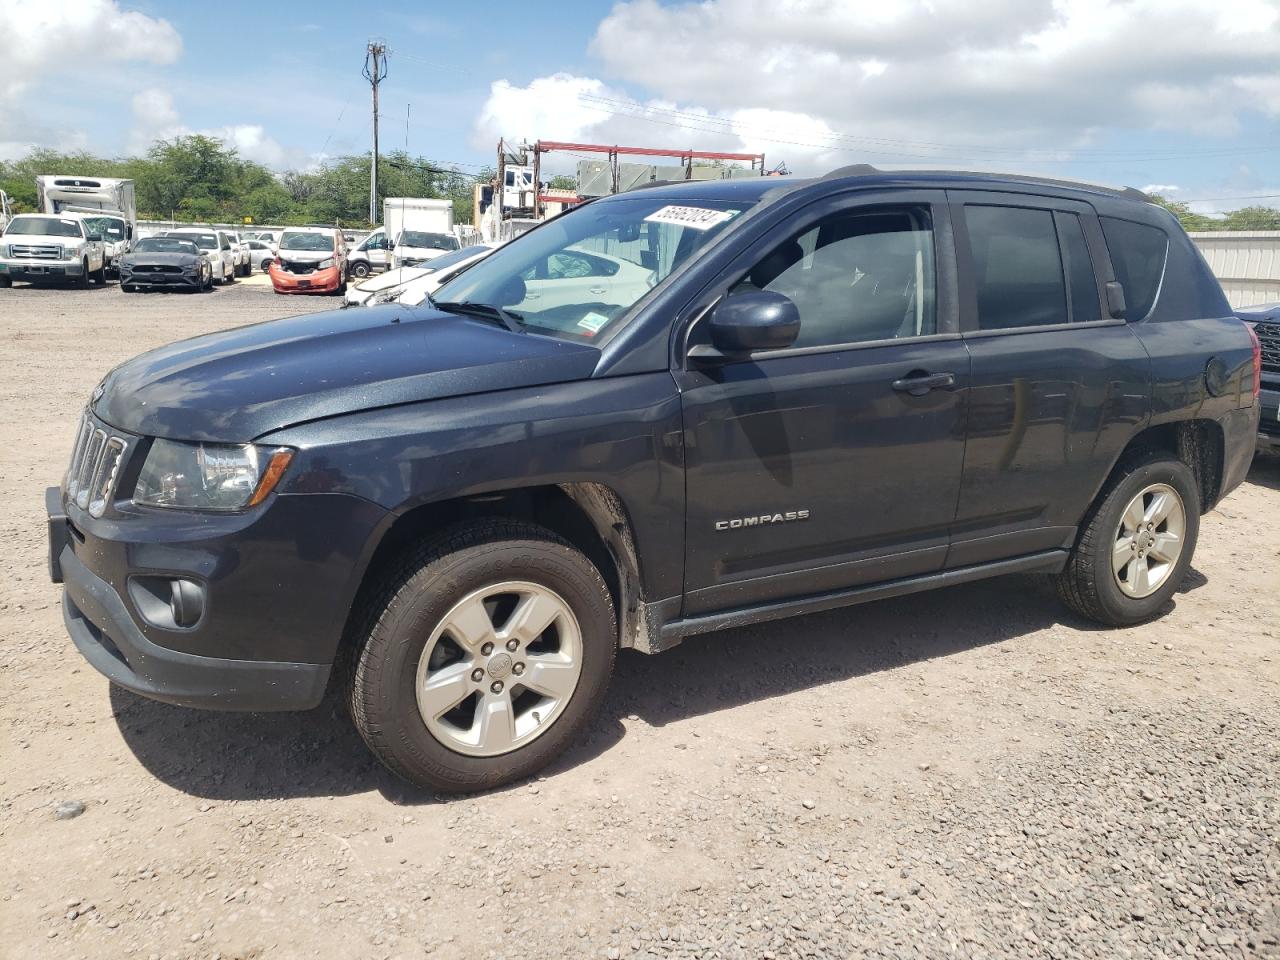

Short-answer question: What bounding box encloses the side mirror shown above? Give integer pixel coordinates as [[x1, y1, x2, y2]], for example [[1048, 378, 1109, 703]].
[[87, 233, 103, 242], [1105, 281, 1127, 319], [695, 290, 801, 359]]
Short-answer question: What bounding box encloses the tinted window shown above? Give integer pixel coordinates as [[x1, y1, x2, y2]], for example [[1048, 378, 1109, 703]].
[[966, 206, 1067, 330], [1056, 213, 1101, 322], [1100, 217, 1168, 321], [733, 207, 936, 348]]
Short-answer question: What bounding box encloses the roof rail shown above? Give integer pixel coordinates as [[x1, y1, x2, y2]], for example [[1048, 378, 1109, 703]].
[[1119, 186, 1150, 202]]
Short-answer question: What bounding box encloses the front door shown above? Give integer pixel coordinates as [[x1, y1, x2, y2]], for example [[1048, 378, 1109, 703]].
[[675, 191, 972, 616]]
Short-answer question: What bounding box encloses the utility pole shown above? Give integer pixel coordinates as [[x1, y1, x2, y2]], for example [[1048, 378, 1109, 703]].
[[364, 40, 389, 225]]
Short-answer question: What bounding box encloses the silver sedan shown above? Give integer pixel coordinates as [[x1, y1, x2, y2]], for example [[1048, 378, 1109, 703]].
[[246, 240, 278, 273]]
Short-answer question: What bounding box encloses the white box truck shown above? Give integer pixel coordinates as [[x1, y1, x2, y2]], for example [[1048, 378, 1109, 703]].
[[36, 176, 137, 277], [384, 197, 458, 268]]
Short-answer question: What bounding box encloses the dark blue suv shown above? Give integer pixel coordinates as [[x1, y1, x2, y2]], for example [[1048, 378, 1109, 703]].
[[47, 168, 1261, 792], [1235, 302, 1279, 452]]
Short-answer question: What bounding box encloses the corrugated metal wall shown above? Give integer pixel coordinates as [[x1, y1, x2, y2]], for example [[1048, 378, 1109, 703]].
[[1188, 231, 1280, 308]]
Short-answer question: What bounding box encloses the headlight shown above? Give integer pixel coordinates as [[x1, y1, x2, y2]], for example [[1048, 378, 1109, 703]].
[[317, 258, 335, 270], [134, 440, 294, 511], [64, 244, 82, 260]]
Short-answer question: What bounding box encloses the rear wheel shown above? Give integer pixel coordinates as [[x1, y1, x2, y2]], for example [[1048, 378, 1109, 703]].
[[1057, 452, 1200, 626], [346, 521, 616, 793], [350, 260, 371, 279], [91, 262, 106, 285]]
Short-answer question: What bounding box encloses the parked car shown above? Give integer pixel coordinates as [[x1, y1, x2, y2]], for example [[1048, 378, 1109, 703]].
[[268, 226, 346, 295], [0, 213, 107, 287], [80, 213, 131, 278], [347, 227, 390, 278], [245, 239, 277, 273], [343, 242, 499, 306], [1235, 302, 1278, 453], [166, 228, 236, 285], [119, 236, 213, 292], [392, 229, 460, 268], [46, 168, 1261, 793]]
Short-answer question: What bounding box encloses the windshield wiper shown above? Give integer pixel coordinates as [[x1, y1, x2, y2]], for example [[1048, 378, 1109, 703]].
[[432, 300, 525, 334]]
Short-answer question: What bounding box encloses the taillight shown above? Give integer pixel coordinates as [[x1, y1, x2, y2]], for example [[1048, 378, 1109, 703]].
[[1244, 321, 1261, 399]]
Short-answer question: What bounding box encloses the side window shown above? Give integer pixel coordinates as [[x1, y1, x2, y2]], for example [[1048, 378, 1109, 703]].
[[1100, 217, 1168, 321], [1056, 212, 1102, 323], [732, 206, 937, 348], [965, 205, 1067, 330]]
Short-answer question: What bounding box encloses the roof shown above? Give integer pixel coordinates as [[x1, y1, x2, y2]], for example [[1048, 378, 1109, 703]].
[[606, 166, 1152, 208]]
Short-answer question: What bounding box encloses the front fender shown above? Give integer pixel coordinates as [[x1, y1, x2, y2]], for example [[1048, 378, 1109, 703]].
[[258, 372, 686, 601]]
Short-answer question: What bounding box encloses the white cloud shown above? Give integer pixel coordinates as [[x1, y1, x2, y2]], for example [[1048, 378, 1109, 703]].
[[1142, 184, 1181, 194], [0, 0, 180, 156], [127, 88, 292, 168], [475, 0, 1280, 175], [0, 0, 180, 102]]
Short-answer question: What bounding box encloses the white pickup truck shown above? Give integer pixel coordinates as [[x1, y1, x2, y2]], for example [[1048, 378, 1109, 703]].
[[0, 213, 108, 288]]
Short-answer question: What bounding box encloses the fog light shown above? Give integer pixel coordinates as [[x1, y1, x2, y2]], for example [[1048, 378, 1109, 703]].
[[128, 576, 205, 630]]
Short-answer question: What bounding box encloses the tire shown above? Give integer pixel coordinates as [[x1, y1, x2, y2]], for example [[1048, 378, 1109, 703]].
[[0, 276, 12, 288], [1056, 451, 1200, 627], [122, 284, 136, 293], [91, 262, 106, 285], [350, 260, 370, 279], [346, 521, 617, 793], [261, 258, 273, 273], [77, 261, 91, 289]]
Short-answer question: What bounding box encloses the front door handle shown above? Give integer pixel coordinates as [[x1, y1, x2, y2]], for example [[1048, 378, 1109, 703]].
[[891, 371, 957, 396]]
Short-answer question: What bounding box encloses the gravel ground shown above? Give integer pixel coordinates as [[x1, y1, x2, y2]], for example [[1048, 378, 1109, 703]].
[[1, 280, 1277, 960]]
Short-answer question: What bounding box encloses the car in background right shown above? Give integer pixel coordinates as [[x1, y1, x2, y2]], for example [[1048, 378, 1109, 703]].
[[245, 238, 276, 273], [343, 242, 499, 306], [1236, 302, 1279, 453], [269, 226, 347, 295], [391, 229, 460, 268], [166, 228, 236, 285]]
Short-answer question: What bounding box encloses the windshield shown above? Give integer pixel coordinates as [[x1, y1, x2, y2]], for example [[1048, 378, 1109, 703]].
[[280, 232, 335, 252], [5, 216, 83, 238], [400, 231, 458, 251], [433, 197, 751, 342], [135, 237, 199, 255], [169, 232, 217, 250], [82, 216, 126, 241]]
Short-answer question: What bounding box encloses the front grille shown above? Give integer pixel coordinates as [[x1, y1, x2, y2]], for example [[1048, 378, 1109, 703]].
[[1256, 322, 1280, 375], [135, 264, 183, 274], [65, 414, 131, 518], [11, 243, 63, 260], [279, 259, 317, 275]]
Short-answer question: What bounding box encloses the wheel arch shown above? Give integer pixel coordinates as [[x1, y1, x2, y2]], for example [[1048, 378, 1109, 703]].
[[1096, 419, 1225, 515], [341, 481, 659, 661]]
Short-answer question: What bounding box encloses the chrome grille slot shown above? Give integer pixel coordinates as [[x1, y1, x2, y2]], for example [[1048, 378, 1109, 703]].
[[88, 438, 126, 518], [65, 417, 131, 515], [1257, 322, 1280, 375]]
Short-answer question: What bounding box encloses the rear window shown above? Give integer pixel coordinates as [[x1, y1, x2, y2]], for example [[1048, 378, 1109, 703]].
[[1100, 217, 1168, 321]]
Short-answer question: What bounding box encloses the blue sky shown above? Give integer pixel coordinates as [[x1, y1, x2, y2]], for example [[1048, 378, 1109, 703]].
[[3, 0, 1278, 213]]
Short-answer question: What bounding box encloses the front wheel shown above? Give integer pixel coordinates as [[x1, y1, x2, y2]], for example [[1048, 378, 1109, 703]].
[[350, 260, 370, 279], [346, 521, 617, 793], [77, 260, 91, 289], [1057, 452, 1200, 626]]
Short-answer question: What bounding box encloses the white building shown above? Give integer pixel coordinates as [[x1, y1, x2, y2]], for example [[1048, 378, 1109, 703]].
[[1189, 231, 1280, 308]]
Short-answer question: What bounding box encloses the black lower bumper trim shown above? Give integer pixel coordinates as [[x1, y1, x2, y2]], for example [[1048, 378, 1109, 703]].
[[59, 546, 330, 712]]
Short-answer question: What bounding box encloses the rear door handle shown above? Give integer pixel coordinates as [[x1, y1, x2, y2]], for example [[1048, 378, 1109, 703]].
[[891, 371, 957, 396]]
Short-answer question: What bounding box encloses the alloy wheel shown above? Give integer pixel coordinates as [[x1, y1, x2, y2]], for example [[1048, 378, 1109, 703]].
[[1112, 482, 1186, 598], [414, 581, 583, 757]]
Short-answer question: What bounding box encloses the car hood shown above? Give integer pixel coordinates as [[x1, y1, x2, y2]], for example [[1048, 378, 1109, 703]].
[[3, 232, 81, 247], [277, 248, 335, 262], [122, 252, 199, 267], [93, 306, 601, 442]]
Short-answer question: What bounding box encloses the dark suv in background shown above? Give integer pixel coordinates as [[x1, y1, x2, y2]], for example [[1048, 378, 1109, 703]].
[[1235, 303, 1279, 452], [47, 167, 1261, 793]]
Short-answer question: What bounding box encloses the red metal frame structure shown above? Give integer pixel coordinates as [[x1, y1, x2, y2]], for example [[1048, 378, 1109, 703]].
[[530, 140, 766, 219]]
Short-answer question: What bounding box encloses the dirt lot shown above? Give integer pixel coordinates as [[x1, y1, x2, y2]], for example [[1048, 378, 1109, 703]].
[[1, 279, 1277, 960]]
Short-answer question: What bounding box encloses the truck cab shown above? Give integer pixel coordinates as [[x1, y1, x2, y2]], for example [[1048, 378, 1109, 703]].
[[347, 227, 390, 278], [1, 213, 107, 287]]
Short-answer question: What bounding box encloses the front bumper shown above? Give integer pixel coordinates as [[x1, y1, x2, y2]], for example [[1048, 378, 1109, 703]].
[[46, 472, 388, 711], [270, 264, 342, 294], [120, 269, 204, 290], [0, 257, 84, 281]]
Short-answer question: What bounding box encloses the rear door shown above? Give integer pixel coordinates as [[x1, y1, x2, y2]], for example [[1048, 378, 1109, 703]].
[[675, 189, 972, 615], [947, 191, 1150, 566]]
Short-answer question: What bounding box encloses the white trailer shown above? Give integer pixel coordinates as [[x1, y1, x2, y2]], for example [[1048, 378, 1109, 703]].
[[36, 176, 137, 276]]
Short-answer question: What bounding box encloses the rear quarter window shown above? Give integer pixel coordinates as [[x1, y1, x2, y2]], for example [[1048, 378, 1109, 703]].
[[1100, 217, 1168, 321]]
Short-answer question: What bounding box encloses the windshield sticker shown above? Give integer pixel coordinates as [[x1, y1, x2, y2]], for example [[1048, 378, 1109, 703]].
[[576, 312, 610, 335], [61, 219, 78, 227], [643, 205, 736, 230]]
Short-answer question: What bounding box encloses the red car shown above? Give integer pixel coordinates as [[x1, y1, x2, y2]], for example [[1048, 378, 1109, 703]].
[[269, 227, 347, 295]]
